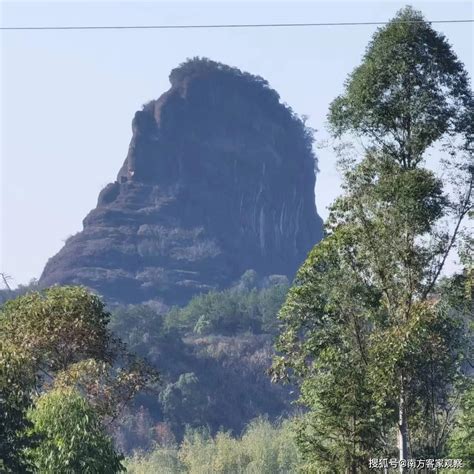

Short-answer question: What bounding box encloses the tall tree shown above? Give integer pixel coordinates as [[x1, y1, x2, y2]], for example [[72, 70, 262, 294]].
[[0, 286, 116, 374], [328, 6, 472, 466], [274, 7, 472, 472]]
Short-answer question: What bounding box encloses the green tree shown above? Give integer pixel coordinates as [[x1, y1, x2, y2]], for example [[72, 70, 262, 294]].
[[0, 342, 37, 472], [0, 286, 158, 469], [0, 285, 115, 472], [274, 7, 472, 472], [159, 373, 209, 438], [274, 213, 395, 472], [328, 6, 472, 167], [125, 418, 302, 474], [162, 275, 288, 336], [444, 270, 474, 469], [0, 286, 116, 375], [26, 387, 125, 473]]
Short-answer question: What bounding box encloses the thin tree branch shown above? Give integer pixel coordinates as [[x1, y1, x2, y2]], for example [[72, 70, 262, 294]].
[[423, 174, 473, 298]]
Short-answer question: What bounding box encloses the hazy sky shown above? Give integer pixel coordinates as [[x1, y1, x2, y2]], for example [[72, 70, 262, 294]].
[[1, 1, 472, 287]]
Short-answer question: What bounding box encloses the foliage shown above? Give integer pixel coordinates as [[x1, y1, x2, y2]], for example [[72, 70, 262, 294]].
[[446, 383, 474, 469], [110, 304, 179, 354], [273, 225, 393, 471], [328, 6, 472, 166], [0, 286, 158, 412], [111, 333, 294, 453], [274, 151, 471, 468], [163, 277, 289, 336], [110, 273, 289, 344], [274, 7, 472, 468], [53, 356, 159, 421], [26, 387, 125, 473], [126, 447, 182, 474], [0, 286, 119, 472], [0, 286, 158, 468], [444, 272, 474, 468], [159, 373, 209, 437], [108, 275, 292, 452], [0, 286, 116, 373], [0, 342, 37, 472], [125, 418, 302, 474]]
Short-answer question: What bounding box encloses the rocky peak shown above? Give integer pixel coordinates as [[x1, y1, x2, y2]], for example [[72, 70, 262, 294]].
[[40, 58, 323, 305]]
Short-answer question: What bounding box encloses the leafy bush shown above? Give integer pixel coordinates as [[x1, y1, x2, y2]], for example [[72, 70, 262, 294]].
[[110, 271, 289, 342], [0, 286, 157, 469], [0, 342, 37, 473], [126, 447, 182, 474]]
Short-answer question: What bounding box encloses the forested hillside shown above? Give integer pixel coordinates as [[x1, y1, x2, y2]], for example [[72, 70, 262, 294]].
[[108, 271, 296, 452]]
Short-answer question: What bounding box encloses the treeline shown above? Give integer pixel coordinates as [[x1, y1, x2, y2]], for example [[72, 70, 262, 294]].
[[0, 280, 291, 472], [125, 418, 301, 474], [124, 411, 472, 474], [0, 269, 292, 464], [0, 283, 470, 472], [110, 270, 289, 347], [162, 271, 289, 335]]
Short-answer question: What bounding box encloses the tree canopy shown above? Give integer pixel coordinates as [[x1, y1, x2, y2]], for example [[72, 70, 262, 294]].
[[274, 6, 473, 472], [329, 6, 473, 167], [0, 286, 157, 472], [26, 387, 125, 474]]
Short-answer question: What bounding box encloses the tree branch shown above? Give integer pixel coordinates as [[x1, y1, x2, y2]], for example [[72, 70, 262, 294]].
[[423, 173, 473, 298]]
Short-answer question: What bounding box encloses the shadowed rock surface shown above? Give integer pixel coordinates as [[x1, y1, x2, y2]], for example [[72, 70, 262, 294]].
[[40, 58, 323, 305]]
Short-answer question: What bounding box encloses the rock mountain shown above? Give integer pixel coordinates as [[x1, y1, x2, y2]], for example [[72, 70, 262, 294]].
[[40, 58, 323, 305]]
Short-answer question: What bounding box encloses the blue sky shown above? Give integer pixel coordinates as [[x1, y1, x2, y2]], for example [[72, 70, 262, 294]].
[[1, 1, 472, 286]]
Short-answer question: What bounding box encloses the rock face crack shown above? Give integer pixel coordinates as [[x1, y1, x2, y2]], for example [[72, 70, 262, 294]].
[[40, 58, 323, 305]]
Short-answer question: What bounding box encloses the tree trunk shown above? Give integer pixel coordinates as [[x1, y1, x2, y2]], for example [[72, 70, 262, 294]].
[[398, 377, 409, 473]]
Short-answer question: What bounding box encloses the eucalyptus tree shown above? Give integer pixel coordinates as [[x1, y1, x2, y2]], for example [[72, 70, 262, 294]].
[[274, 6, 472, 472]]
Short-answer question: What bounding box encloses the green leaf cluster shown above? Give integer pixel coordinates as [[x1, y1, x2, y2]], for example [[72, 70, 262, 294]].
[[26, 387, 125, 473], [329, 6, 472, 166], [0, 342, 37, 472]]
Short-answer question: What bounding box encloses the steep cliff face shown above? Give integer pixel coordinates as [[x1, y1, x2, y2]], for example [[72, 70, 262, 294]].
[[40, 58, 323, 305]]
